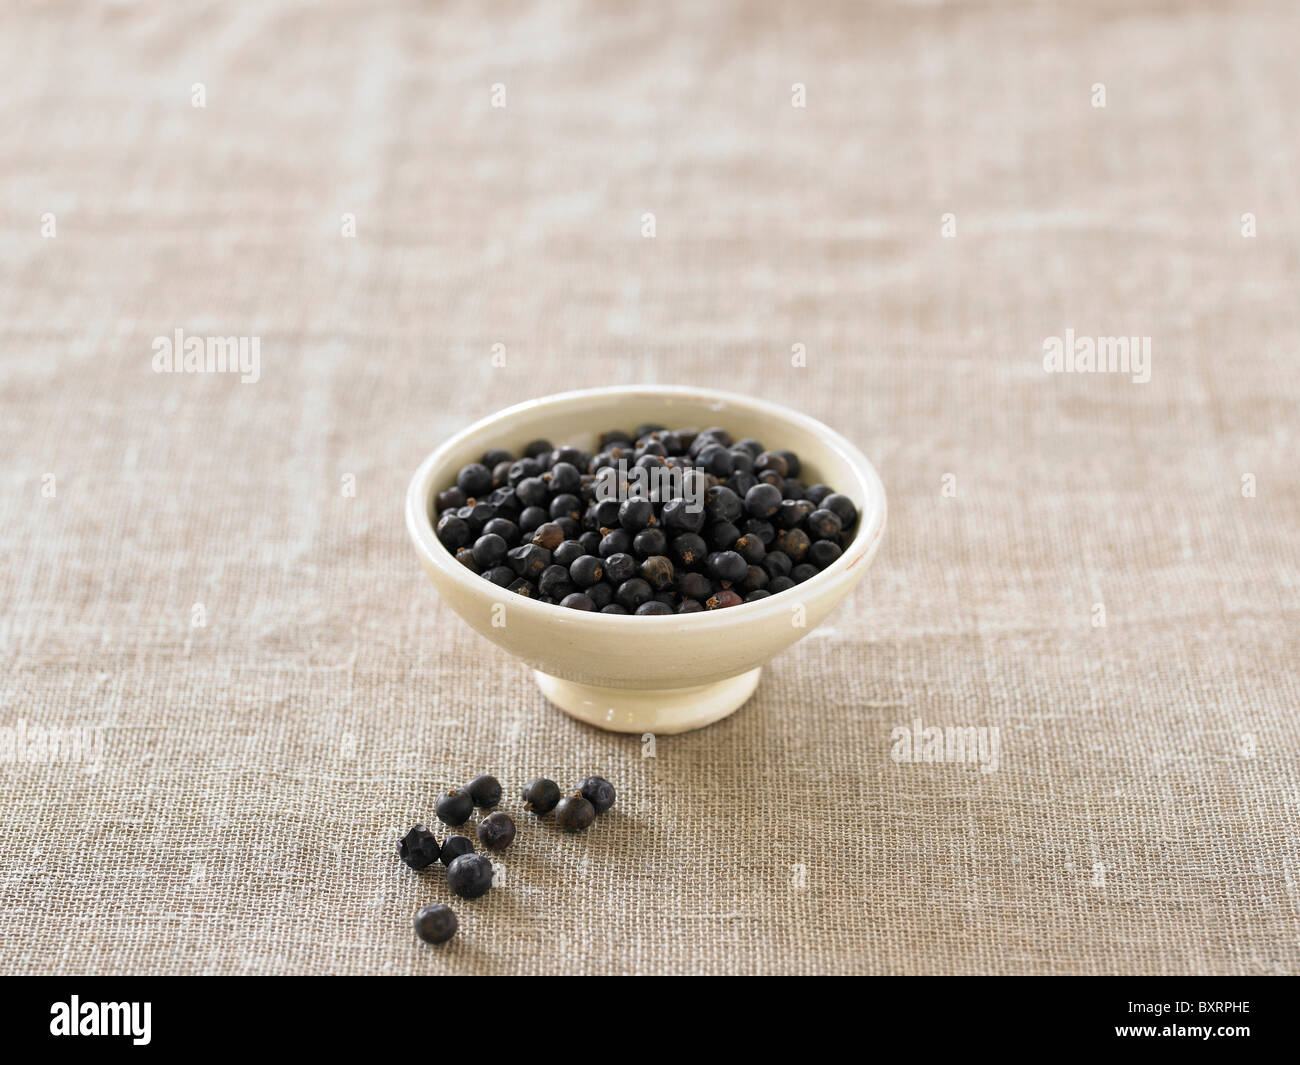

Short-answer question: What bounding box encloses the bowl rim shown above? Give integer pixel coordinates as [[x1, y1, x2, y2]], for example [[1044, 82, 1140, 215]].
[[405, 385, 887, 627]]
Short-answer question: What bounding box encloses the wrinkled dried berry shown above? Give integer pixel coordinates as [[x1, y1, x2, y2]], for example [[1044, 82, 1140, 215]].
[[476, 811, 516, 851], [531, 521, 565, 551], [640, 555, 675, 591], [603, 552, 637, 584], [398, 824, 441, 870]]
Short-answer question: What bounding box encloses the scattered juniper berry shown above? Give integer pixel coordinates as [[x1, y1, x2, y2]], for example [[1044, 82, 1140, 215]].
[[465, 774, 502, 809], [476, 811, 516, 851], [522, 777, 561, 814], [398, 824, 441, 870], [435, 788, 474, 827], [446, 853, 494, 898], [414, 903, 458, 944], [555, 792, 597, 832], [577, 776, 616, 814]]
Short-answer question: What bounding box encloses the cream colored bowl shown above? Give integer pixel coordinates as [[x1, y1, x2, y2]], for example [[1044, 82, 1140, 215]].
[[406, 386, 886, 734]]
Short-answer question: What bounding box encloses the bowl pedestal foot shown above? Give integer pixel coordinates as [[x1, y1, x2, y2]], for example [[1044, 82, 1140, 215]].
[[532, 667, 762, 734]]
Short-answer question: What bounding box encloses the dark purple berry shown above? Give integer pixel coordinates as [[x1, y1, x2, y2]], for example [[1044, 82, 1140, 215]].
[[734, 534, 766, 564], [763, 550, 793, 578], [555, 792, 596, 832], [440, 835, 474, 865], [522, 777, 561, 814], [446, 853, 494, 898], [471, 533, 508, 568], [414, 903, 458, 944], [619, 498, 654, 532], [570, 555, 604, 587], [465, 774, 502, 808], [707, 550, 747, 584], [822, 492, 858, 528], [662, 498, 705, 532], [807, 508, 843, 540], [615, 578, 653, 611], [776, 499, 813, 529], [703, 486, 743, 523], [539, 564, 576, 598], [808, 539, 842, 567], [603, 552, 637, 584], [435, 788, 474, 827], [599, 529, 632, 557], [508, 543, 551, 579], [517, 506, 548, 533], [672, 533, 707, 567], [678, 570, 712, 600], [482, 517, 520, 545], [577, 776, 616, 814], [516, 476, 549, 507], [456, 463, 494, 497], [483, 565, 514, 587], [553, 540, 586, 568], [436, 513, 471, 549], [437, 487, 466, 513], [632, 527, 668, 558], [776, 528, 810, 562], [476, 811, 516, 851]]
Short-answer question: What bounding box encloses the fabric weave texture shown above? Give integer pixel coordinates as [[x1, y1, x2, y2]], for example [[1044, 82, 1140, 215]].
[[1, 1, 1298, 975]]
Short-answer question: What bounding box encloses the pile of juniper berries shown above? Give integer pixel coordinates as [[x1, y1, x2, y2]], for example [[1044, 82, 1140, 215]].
[[433, 425, 859, 613]]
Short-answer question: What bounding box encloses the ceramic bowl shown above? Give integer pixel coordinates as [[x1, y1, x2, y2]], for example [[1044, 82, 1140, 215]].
[[406, 386, 886, 733]]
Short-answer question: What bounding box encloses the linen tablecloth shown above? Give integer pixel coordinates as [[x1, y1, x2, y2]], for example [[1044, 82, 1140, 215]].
[[2, 0, 1297, 974]]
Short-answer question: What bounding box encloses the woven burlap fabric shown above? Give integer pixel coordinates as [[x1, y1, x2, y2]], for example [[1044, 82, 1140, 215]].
[[2, 1, 1298, 976]]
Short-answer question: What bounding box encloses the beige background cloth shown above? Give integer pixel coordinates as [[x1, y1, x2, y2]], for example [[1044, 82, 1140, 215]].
[[2, 1, 1298, 975]]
